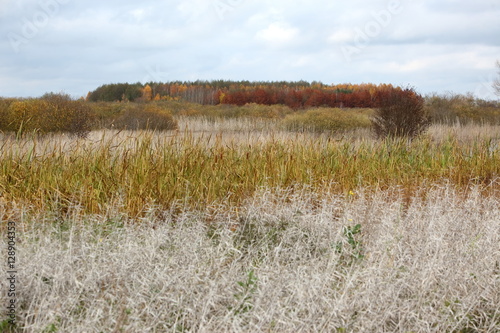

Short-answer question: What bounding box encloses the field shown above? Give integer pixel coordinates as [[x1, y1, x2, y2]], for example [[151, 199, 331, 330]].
[[1, 115, 500, 332]]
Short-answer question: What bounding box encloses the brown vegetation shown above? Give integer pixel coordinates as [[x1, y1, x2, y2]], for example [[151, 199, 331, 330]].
[[0, 93, 94, 137], [372, 87, 430, 139]]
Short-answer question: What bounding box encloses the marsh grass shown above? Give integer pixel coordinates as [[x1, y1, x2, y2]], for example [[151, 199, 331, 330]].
[[0, 124, 499, 217], [283, 107, 372, 133], [1, 120, 500, 332], [108, 104, 177, 131], [1, 186, 498, 332]]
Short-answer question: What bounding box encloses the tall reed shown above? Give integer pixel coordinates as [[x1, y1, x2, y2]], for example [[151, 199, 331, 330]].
[[0, 130, 498, 217]]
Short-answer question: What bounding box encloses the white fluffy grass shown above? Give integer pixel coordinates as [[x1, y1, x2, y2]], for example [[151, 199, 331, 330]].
[[2, 185, 499, 332]]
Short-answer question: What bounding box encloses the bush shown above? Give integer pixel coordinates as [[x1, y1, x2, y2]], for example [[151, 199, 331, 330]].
[[425, 93, 500, 125], [283, 108, 372, 133], [372, 88, 430, 139], [4, 93, 95, 137], [0, 98, 16, 131], [88, 102, 127, 128], [109, 104, 178, 131], [239, 103, 293, 119]]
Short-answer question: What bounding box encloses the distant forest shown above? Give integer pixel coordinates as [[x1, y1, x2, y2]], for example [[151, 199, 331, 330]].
[[86, 81, 403, 109]]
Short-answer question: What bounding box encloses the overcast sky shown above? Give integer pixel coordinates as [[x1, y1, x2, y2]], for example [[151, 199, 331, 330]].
[[1, 0, 499, 99]]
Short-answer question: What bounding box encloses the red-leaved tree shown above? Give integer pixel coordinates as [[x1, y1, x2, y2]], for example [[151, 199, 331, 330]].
[[372, 87, 430, 139]]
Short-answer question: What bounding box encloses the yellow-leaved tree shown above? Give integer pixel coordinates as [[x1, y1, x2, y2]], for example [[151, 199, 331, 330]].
[[142, 84, 153, 101]]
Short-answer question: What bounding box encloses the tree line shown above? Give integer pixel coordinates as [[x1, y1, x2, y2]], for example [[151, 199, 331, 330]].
[[86, 81, 401, 109]]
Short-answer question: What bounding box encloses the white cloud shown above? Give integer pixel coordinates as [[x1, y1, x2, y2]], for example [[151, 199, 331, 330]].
[[255, 22, 300, 47], [246, 7, 285, 27], [125, 8, 148, 23], [328, 29, 355, 44], [176, 0, 213, 22]]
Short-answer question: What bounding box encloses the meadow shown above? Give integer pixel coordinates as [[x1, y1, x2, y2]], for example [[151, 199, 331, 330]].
[[1, 103, 500, 332]]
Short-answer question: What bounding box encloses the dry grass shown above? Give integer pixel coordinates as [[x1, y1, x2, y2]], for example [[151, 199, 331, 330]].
[[176, 116, 280, 136], [283, 108, 372, 133], [2, 119, 499, 153], [427, 123, 500, 144], [1, 122, 499, 217], [1, 120, 499, 332], [1, 185, 498, 332]]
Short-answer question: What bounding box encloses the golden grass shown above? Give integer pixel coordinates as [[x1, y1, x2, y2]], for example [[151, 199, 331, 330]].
[[1, 122, 499, 217]]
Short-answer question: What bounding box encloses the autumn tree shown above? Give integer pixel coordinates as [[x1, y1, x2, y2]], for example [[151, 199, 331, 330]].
[[253, 88, 272, 105], [87, 83, 142, 102], [85, 81, 424, 109], [284, 90, 303, 109], [142, 84, 153, 101], [304, 89, 326, 107]]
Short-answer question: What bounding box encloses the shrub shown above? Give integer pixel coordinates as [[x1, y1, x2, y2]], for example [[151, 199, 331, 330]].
[[110, 104, 178, 131], [240, 103, 293, 119], [88, 102, 127, 128], [5, 93, 95, 137], [283, 108, 372, 133], [372, 87, 430, 139], [425, 93, 500, 125]]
